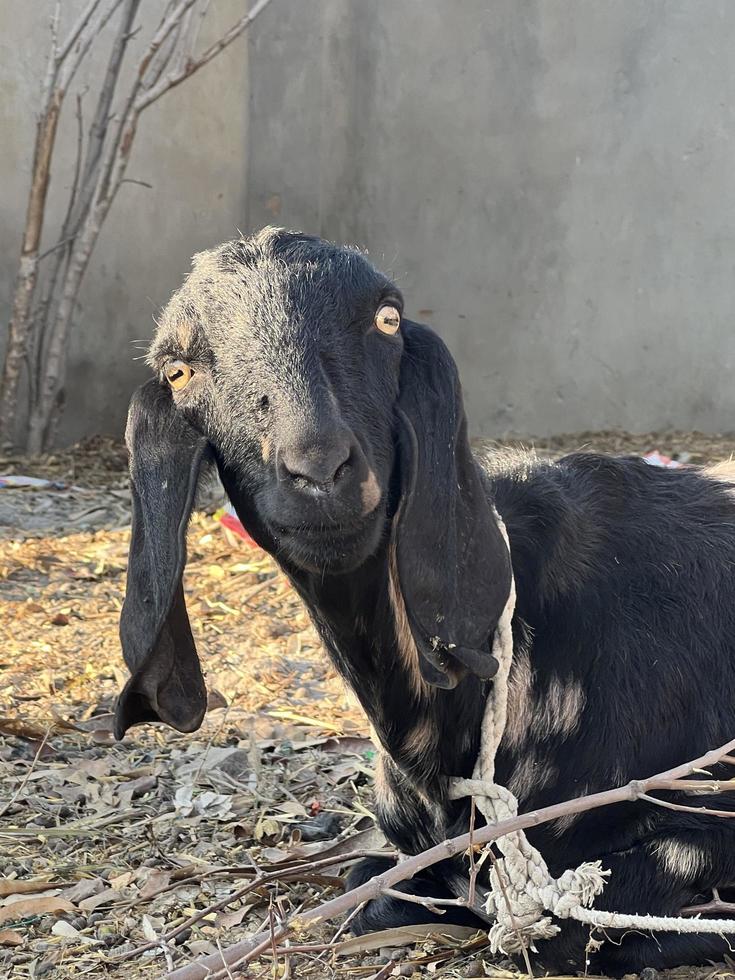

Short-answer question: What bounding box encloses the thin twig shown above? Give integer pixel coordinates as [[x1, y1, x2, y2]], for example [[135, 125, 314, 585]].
[[37, 236, 79, 264], [467, 796, 477, 906], [113, 849, 386, 962], [487, 847, 534, 978], [681, 889, 735, 918], [0, 728, 51, 819], [119, 178, 153, 189], [639, 792, 735, 819], [312, 900, 367, 967], [381, 886, 467, 913], [655, 777, 735, 794], [214, 935, 235, 980], [56, 0, 105, 64], [268, 902, 278, 980], [166, 736, 735, 980], [135, 0, 277, 111], [66, 90, 86, 224]]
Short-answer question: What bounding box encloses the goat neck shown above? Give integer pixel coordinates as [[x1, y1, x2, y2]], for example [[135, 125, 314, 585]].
[[282, 542, 490, 805]]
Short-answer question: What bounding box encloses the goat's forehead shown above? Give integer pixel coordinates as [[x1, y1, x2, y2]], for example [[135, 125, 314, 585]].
[[156, 249, 388, 350]]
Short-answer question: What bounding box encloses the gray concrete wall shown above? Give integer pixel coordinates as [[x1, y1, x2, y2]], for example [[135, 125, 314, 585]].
[[3, 2, 735, 443], [0, 0, 250, 445], [248, 0, 735, 437]]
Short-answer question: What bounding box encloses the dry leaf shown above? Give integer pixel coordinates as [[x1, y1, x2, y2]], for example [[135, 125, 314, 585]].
[[141, 915, 158, 942], [215, 905, 250, 930], [51, 920, 98, 945], [333, 924, 482, 956], [0, 879, 66, 898], [60, 878, 105, 904], [108, 871, 135, 890], [0, 929, 23, 947], [0, 896, 75, 925], [206, 688, 228, 710], [0, 716, 48, 740], [138, 870, 172, 901], [78, 887, 122, 912]]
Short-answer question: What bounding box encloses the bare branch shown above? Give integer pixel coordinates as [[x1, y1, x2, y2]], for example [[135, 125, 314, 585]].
[[68, 92, 86, 220], [181, 0, 212, 69], [119, 177, 153, 189], [112, 849, 391, 964], [139, 0, 199, 82], [41, 3, 62, 101], [57, 0, 126, 92], [135, 0, 276, 112], [0, 80, 64, 443], [81, 0, 140, 192], [639, 792, 735, 819], [166, 736, 735, 980], [681, 889, 735, 918], [9, 0, 278, 449], [37, 235, 78, 264], [381, 887, 466, 913], [655, 777, 735, 794], [141, 4, 191, 91], [25, 0, 141, 449], [56, 0, 105, 64]]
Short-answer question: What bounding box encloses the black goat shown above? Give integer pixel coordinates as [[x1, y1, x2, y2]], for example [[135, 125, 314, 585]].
[[116, 227, 735, 975]]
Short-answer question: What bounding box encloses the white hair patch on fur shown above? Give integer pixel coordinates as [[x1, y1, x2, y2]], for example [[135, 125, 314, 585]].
[[530, 675, 587, 741], [654, 839, 709, 882]]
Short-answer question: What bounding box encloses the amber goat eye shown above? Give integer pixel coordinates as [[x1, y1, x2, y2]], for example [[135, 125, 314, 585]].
[[164, 361, 194, 391], [374, 304, 401, 335]]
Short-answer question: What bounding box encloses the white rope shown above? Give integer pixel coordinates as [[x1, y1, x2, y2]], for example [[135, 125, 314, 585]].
[[448, 511, 735, 954]]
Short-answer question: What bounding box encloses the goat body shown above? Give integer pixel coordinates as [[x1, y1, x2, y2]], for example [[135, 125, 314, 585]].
[[269, 450, 735, 973], [116, 229, 735, 974]]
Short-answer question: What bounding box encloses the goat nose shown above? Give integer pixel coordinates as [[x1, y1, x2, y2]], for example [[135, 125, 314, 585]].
[[278, 437, 352, 493]]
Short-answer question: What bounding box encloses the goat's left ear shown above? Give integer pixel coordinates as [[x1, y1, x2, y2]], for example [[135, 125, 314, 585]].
[[393, 321, 512, 689], [114, 379, 210, 739]]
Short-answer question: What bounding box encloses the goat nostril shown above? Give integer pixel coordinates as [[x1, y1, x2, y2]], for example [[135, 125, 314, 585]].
[[280, 441, 353, 492], [333, 454, 351, 485]]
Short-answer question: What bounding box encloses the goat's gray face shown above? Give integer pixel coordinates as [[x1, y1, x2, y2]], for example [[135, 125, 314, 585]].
[[148, 231, 403, 572]]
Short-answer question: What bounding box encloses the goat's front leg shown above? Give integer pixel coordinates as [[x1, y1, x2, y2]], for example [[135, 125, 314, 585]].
[[346, 855, 484, 935]]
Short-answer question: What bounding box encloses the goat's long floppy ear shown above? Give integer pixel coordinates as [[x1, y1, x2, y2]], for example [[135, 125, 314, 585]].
[[394, 321, 513, 689], [114, 379, 210, 740]]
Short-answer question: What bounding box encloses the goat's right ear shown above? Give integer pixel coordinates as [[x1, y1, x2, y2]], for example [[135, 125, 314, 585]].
[[114, 379, 210, 740], [392, 321, 512, 690]]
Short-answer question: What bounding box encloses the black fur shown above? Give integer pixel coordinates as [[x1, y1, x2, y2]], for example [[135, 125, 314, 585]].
[[117, 228, 735, 975]]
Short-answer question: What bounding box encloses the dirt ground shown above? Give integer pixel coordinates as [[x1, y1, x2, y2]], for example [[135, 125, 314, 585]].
[[1, 432, 735, 980]]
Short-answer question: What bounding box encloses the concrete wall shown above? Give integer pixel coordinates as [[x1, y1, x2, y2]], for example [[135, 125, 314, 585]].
[[0, 0, 250, 445], [247, 0, 735, 437], [3, 2, 735, 443]]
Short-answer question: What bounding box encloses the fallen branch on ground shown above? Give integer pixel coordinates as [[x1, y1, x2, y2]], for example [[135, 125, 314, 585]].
[[113, 849, 393, 962], [166, 736, 735, 980]]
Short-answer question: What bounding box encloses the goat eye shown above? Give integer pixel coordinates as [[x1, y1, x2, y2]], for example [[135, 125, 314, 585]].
[[164, 360, 194, 391], [375, 304, 401, 335]]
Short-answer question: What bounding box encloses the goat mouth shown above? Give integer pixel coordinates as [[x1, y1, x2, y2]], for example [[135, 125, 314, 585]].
[[273, 519, 368, 544], [271, 516, 383, 571]]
